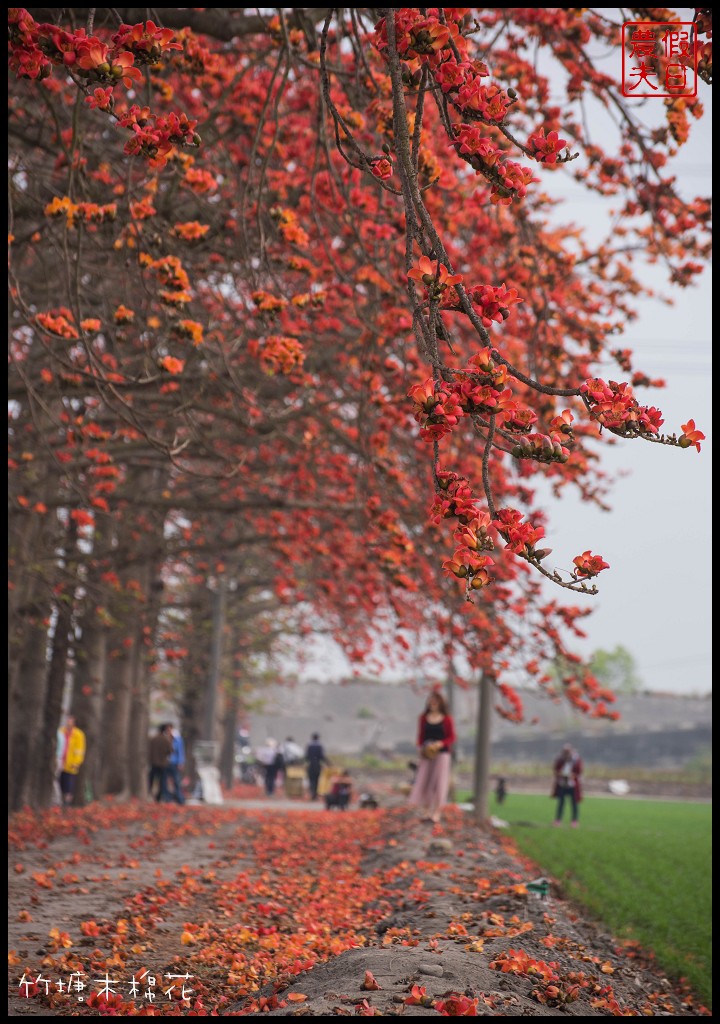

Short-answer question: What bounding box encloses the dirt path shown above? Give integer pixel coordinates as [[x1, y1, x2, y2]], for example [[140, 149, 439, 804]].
[[8, 798, 710, 1017]]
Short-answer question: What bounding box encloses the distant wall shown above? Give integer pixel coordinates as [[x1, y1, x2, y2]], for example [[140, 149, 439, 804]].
[[246, 680, 712, 769], [467, 726, 711, 768]]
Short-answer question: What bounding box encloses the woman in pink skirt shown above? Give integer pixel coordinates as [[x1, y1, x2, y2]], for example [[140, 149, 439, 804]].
[[408, 691, 456, 823]]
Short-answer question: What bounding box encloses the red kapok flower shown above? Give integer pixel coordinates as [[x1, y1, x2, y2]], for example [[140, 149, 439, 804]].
[[528, 127, 568, 165], [572, 550, 609, 579], [408, 256, 463, 291], [679, 419, 705, 452], [370, 157, 393, 180]]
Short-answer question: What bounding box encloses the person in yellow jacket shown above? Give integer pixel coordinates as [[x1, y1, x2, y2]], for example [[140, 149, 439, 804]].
[[56, 713, 86, 806]]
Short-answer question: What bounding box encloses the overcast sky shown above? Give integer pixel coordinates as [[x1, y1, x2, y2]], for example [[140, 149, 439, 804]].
[[288, 13, 712, 697], [535, 21, 712, 697], [536, 267, 711, 697]]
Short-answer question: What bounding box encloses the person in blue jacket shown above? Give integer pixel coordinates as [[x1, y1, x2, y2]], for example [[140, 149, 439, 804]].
[[167, 725, 186, 805]]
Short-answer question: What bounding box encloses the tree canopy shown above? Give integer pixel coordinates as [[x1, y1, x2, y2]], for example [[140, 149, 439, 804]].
[[8, 7, 712, 808]]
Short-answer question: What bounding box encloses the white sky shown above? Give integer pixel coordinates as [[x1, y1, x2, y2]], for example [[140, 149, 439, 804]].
[[534, 16, 712, 696], [287, 12, 712, 697], [536, 270, 711, 697]]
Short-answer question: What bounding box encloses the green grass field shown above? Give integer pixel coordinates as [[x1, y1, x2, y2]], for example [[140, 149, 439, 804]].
[[464, 792, 712, 1010]]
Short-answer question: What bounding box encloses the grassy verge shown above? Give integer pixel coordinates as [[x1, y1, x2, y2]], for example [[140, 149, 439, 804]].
[[341, 757, 712, 791], [456, 791, 711, 1010]]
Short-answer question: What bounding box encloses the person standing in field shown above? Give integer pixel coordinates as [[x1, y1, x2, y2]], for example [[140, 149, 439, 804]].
[[494, 776, 507, 805], [56, 713, 86, 807], [408, 690, 456, 825], [552, 743, 583, 827]]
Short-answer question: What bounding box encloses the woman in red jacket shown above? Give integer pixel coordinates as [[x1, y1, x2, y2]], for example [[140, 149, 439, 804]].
[[408, 690, 456, 824], [552, 743, 583, 827]]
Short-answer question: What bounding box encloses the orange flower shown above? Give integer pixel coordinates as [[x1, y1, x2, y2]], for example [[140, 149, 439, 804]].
[[160, 356, 185, 375], [77, 39, 143, 88], [173, 221, 210, 241], [408, 18, 451, 56], [76, 38, 111, 73], [112, 20, 183, 63], [44, 196, 77, 225], [177, 319, 204, 345], [114, 305, 135, 324], [404, 984, 430, 1006], [550, 409, 574, 434], [679, 419, 705, 453], [360, 970, 380, 990], [408, 255, 463, 290], [572, 550, 609, 579], [435, 993, 479, 1015], [36, 310, 79, 339]]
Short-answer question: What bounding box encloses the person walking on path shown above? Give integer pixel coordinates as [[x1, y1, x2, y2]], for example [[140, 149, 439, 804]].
[[167, 726, 186, 805], [408, 690, 456, 824], [552, 743, 583, 826], [281, 736, 304, 766], [305, 732, 330, 800], [148, 723, 173, 802], [56, 713, 86, 807], [256, 738, 284, 796]]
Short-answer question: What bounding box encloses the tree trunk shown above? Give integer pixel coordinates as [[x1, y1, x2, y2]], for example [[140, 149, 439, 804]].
[[9, 597, 51, 811], [8, 472, 63, 808], [33, 590, 73, 807], [127, 562, 164, 800], [220, 685, 239, 790], [472, 671, 493, 827], [180, 586, 214, 791], [8, 508, 45, 665], [72, 615, 107, 806], [101, 624, 135, 797], [111, 467, 169, 799], [204, 579, 226, 743], [127, 622, 149, 800]]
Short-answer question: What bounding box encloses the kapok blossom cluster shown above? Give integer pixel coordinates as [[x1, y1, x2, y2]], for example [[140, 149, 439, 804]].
[[8, 10, 196, 169], [374, 9, 566, 206]]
